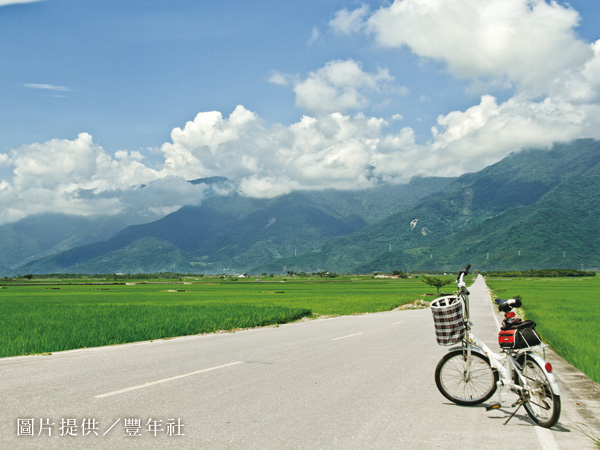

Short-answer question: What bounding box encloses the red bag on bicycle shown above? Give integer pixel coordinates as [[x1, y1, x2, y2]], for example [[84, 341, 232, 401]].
[[498, 320, 542, 349]]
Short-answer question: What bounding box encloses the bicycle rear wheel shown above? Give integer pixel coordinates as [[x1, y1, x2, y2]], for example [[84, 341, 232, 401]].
[[516, 355, 561, 428], [435, 350, 497, 405]]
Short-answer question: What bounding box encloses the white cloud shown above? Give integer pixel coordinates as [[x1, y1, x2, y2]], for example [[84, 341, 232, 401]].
[[428, 93, 599, 176], [547, 39, 600, 104], [307, 27, 320, 45], [268, 71, 290, 87], [0, 153, 10, 167], [160, 105, 268, 181], [293, 59, 395, 115], [158, 106, 422, 198], [0, 133, 163, 224], [116, 177, 209, 220], [239, 175, 296, 198], [22, 83, 70, 92], [9, 133, 158, 192], [0, 0, 43, 6], [330, 5, 369, 35], [366, 0, 591, 92]]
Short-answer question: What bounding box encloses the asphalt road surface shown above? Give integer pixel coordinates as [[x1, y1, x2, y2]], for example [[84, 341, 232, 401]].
[[1, 276, 598, 449]]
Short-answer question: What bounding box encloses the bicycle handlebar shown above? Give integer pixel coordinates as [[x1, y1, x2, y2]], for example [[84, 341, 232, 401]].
[[456, 264, 471, 295], [456, 264, 470, 282]]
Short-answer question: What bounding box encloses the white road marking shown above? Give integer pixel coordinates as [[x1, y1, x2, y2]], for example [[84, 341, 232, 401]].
[[390, 321, 405, 326], [534, 425, 559, 450], [94, 361, 244, 399], [332, 332, 364, 341]]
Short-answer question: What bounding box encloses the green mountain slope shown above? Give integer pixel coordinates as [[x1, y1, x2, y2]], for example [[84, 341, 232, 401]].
[[12, 177, 452, 275], [257, 139, 600, 273], [0, 214, 127, 274]]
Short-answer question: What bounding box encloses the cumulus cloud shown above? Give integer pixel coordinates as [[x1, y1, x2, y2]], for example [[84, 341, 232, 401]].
[[160, 105, 270, 181], [428, 94, 596, 175], [0, 133, 163, 223], [268, 71, 290, 86], [329, 4, 369, 35], [293, 59, 396, 115], [157, 106, 424, 198], [366, 0, 591, 91], [0, 153, 10, 167], [9, 133, 157, 192]]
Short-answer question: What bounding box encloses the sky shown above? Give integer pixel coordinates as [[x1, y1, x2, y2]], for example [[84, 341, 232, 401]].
[[1, 0, 599, 225]]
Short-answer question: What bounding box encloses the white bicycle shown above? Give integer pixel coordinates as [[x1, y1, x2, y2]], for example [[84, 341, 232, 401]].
[[431, 265, 561, 428]]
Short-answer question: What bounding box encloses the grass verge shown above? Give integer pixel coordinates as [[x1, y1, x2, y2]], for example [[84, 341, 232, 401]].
[[486, 275, 600, 384]]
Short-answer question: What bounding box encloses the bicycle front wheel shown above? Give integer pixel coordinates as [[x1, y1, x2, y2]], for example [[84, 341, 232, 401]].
[[435, 350, 498, 405], [517, 355, 561, 428]]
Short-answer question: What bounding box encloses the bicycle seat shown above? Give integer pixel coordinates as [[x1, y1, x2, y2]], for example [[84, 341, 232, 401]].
[[495, 298, 522, 313]]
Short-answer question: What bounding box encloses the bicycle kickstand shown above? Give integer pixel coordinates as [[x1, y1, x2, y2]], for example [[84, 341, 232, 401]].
[[503, 397, 526, 425]]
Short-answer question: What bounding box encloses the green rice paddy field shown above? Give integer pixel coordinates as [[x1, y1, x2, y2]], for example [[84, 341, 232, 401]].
[[486, 275, 600, 384], [0, 276, 427, 358]]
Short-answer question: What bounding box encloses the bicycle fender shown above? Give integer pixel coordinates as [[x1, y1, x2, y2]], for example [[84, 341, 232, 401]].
[[524, 351, 561, 396], [447, 345, 492, 363]]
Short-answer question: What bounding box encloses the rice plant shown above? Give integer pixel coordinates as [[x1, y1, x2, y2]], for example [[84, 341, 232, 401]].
[[486, 276, 600, 384], [0, 276, 424, 357]]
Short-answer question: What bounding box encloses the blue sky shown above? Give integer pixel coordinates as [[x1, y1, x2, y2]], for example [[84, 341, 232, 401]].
[[0, 0, 461, 152], [1, 0, 599, 224]]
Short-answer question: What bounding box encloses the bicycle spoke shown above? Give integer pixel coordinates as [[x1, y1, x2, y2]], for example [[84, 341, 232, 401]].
[[517, 357, 560, 427], [436, 351, 496, 405]]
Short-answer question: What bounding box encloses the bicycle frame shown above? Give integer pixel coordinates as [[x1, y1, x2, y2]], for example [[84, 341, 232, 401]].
[[453, 273, 560, 401]]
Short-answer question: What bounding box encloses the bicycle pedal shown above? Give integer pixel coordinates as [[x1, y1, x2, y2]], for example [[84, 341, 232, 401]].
[[485, 403, 501, 411]]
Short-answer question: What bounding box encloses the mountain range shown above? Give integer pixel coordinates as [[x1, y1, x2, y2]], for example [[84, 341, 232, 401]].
[[3, 176, 451, 275], [263, 139, 600, 273], [3, 139, 599, 276]]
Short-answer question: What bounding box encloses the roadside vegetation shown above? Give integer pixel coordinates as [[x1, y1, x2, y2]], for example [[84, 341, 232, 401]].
[[486, 274, 600, 384]]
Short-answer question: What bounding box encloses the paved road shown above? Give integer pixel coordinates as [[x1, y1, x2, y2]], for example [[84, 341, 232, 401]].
[[1, 276, 598, 449]]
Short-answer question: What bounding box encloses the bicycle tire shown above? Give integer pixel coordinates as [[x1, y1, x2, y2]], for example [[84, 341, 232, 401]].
[[516, 354, 561, 428], [435, 349, 498, 405]]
